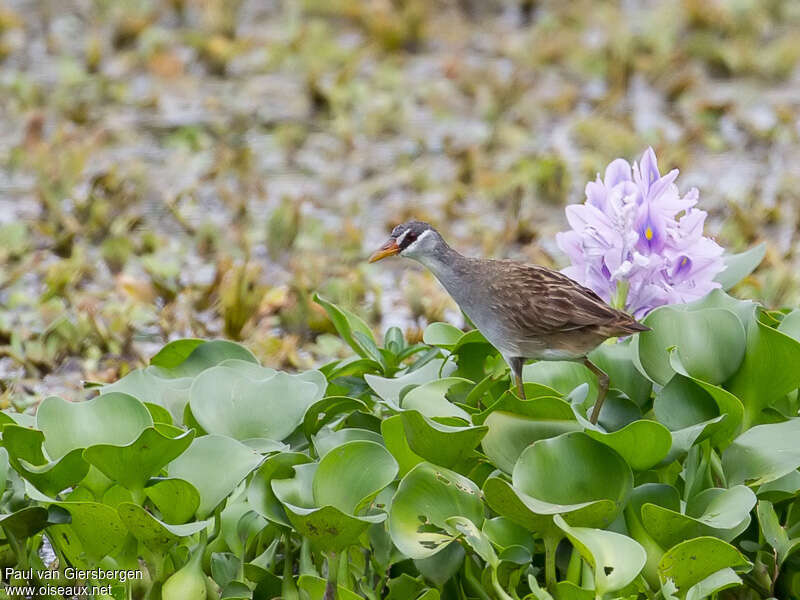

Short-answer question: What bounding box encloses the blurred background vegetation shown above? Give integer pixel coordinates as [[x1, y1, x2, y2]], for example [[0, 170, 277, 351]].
[[0, 0, 799, 410]]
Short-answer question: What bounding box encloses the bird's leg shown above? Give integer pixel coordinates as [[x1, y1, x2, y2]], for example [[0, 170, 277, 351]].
[[583, 358, 609, 424], [508, 356, 526, 400]]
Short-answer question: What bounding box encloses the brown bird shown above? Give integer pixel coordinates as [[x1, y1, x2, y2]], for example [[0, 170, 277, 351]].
[[369, 221, 649, 424]]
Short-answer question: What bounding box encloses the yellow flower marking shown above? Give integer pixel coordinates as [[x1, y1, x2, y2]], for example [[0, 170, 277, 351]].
[[645, 226, 654, 241]]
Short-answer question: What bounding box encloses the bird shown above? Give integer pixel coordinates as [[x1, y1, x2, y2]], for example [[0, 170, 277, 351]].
[[368, 220, 649, 424]]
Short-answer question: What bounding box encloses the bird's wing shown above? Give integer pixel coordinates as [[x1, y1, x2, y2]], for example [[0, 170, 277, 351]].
[[486, 261, 636, 336]]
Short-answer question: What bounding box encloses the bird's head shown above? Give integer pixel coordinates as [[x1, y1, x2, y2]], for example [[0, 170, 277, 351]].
[[368, 221, 441, 263]]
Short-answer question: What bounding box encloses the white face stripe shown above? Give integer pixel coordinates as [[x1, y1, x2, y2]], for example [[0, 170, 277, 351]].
[[395, 229, 409, 247], [402, 228, 432, 254]]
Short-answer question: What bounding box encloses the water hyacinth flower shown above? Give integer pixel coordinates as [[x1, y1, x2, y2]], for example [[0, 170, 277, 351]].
[[556, 147, 725, 318]]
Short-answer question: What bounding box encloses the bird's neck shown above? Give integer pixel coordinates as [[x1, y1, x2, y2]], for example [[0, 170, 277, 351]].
[[414, 243, 472, 299]]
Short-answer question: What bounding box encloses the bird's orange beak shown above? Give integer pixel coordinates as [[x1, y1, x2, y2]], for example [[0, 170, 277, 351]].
[[368, 238, 400, 263]]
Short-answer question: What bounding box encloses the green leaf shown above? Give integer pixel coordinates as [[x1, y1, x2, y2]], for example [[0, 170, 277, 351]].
[[590, 339, 653, 408], [400, 410, 487, 468], [2, 425, 89, 496], [641, 486, 756, 548], [83, 427, 195, 492], [47, 502, 128, 565], [554, 513, 646, 596], [381, 414, 424, 477], [189, 366, 321, 443], [685, 568, 742, 600], [365, 359, 454, 409], [657, 537, 751, 591], [149, 339, 205, 369], [482, 516, 535, 564], [585, 419, 672, 471], [36, 392, 153, 461], [103, 368, 193, 425], [483, 432, 632, 534], [303, 396, 368, 438], [723, 419, 800, 486], [162, 340, 258, 377], [272, 463, 385, 552], [726, 320, 800, 428], [0, 506, 69, 539], [313, 440, 398, 514], [715, 243, 766, 290], [246, 452, 312, 527], [167, 435, 263, 518], [312, 428, 384, 459], [401, 377, 473, 420], [757, 500, 800, 566], [145, 478, 200, 524], [313, 293, 376, 359], [637, 307, 746, 385], [522, 361, 599, 403], [481, 411, 579, 474], [422, 323, 464, 349], [117, 502, 210, 552], [388, 462, 483, 559]]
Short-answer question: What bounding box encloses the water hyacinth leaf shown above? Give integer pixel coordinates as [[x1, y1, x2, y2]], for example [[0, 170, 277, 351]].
[[381, 414, 424, 477], [48, 502, 128, 564], [726, 321, 800, 428], [365, 359, 455, 409], [624, 483, 681, 587], [589, 340, 652, 407], [585, 419, 672, 471], [778, 309, 800, 341], [474, 390, 572, 424], [313, 440, 398, 514], [2, 425, 89, 496], [313, 293, 377, 358], [83, 427, 195, 492], [757, 470, 800, 502], [272, 463, 385, 552], [217, 358, 277, 380], [103, 368, 193, 425], [423, 322, 464, 349], [444, 515, 498, 567], [554, 514, 646, 596], [657, 537, 751, 592], [482, 517, 535, 564], [388, 462, 483, 559], [637, 307, 745, 385], [160, 339, 258, 377], [149, 339, 205, 369], [247, 452, 311, 527], [399, 410, 487, 468], [641, 486, 756, 548], [667, 351, 745, 446], [168, 435, 263, 518], [0, 506, 70, 539], [36, 393, 153, 461], [145, 478, 200, 525], [117, 502, 210, 552], [190, 367, 320, 443], [757, 500, 800, 567], [484, 432, 632, 534], [303, 396, 368, 437], [684, 568, 742, 600], [481, 411, 580, 474], [522, 361, 599, 403], [723, 419, 800, 486], [401, 377, 473, 420], [312, 428, 384, 458], [715, 242, 766, 290]]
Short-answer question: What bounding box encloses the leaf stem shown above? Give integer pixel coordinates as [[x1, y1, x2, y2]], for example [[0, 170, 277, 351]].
[[543, 535, 561, 594], [490, 567, 515, 600]]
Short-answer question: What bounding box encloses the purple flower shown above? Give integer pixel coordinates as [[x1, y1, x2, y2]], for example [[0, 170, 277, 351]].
[[556, 148, 725, 318]]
